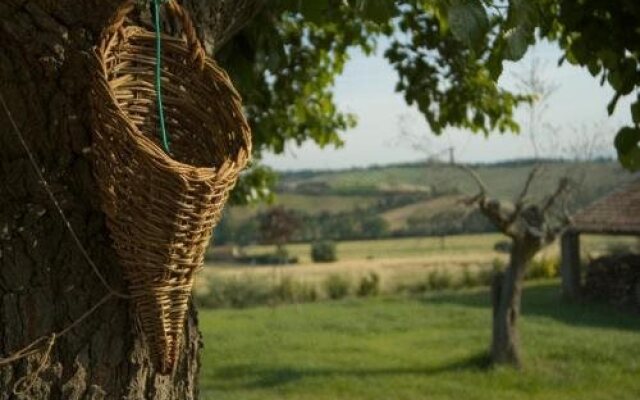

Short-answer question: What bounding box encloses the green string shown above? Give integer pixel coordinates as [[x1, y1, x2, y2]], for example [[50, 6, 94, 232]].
[[153, 0, 170, 153]]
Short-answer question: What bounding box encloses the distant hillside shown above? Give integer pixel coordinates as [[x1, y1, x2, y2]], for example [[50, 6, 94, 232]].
[[279, 160, 631, 203], [220, 160, 636, 243]]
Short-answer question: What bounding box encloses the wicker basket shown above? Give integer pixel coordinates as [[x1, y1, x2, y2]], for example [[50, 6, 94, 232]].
[[90, 0, 251, 373]]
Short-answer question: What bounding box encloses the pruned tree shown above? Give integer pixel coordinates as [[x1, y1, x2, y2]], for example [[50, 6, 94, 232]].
[[460, 165, 571, 367]]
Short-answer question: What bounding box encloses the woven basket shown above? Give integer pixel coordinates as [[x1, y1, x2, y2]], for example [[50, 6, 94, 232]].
[[90, 0, 251, 373]]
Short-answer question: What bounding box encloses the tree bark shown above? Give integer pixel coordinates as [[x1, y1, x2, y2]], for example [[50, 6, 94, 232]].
[[0, 1, 258, 398], [490, 239, 537, 368]]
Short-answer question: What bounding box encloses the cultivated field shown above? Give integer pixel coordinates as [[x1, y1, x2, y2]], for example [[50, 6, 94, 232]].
[[199, 282, 640, 400], [200, 234, 637, 292]]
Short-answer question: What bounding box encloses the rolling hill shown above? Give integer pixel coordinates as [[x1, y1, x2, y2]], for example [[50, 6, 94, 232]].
[[224, 159, 637, 239]]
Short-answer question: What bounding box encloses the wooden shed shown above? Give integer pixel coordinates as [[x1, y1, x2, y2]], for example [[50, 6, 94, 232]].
[[561, 178, 640, 299]]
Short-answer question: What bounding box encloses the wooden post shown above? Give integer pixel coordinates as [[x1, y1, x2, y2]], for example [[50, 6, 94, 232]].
[[561, 231, 581, 300]]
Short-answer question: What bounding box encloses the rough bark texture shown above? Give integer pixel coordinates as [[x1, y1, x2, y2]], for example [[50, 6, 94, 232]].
[[490, 240, 538, 368], [0, 1, 260, 398], [460, 166, 570, 368]]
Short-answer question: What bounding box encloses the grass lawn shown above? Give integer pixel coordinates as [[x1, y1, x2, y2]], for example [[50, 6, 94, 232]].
[[199, 281, 640, 400]]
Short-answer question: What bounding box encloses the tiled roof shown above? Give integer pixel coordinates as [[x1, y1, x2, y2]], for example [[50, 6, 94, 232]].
[[572, 179, 640, 234]]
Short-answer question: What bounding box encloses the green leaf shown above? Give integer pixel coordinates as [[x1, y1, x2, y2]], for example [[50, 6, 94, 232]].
[[587, 60, 601, 77], [632, 100, 640, 125], [356, 0, 395, 23], [615, 127, 640, 171], [503, 28, 530, 61], [447, 0, 489, 51], [297, 0, 329, 24], [499, 0, 538, 61]]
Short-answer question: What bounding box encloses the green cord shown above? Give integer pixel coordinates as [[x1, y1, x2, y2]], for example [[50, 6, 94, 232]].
[[153, 0, 170, 153]]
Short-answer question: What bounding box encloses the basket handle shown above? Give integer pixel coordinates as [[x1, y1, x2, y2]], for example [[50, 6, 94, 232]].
[[104, 0, 206, 68]]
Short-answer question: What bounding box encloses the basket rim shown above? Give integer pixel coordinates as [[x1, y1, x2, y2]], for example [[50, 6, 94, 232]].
[[94, 26, 251, 182]]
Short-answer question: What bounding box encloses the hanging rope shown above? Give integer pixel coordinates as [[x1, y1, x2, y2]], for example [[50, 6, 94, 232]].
[[154, 0, 171, 153], [0, 93, 130, 300], [0, 89, 130, 390], [3, 294, 114, 395]]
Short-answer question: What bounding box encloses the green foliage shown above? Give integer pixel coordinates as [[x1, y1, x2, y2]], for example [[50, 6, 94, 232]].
[[258, 206, 300, 246], [460, 266, 481, 287], [487, 0, 541, 70], [526, 257, 560, 280], [218, 0, 639, 206], [311, 240, 338, 263], [535, 0, 640, 169], [447, 0, 489, 51], [323, 274, 351, 300], [387, 0, 639, 167], [196, 276, 273, 309], [217, 1, 390, 202], [230, 164, 278, 205], [359, 214, 390, 238], [356, 272, 380, 297], [492, 257, 506, 272], [195, 275, 318, 309], [615, 127, 640, 171], [427, 268, 455, 290], [272, 276, 319, 304], [476, 265, 498, 286], [386, 2, 529, 136]]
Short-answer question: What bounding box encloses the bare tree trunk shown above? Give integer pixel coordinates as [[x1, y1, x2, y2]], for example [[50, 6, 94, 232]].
[[459, 165, 569, 369], [490, 240, 536, 368], [0, 1, 259, 398]]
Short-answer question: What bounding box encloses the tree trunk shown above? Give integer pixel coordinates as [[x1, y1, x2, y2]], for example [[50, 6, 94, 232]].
[[490, 239, 537, 368], [0, 1, 257, 398]]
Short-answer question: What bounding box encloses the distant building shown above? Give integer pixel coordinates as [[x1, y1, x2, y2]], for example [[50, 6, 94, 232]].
[[561, 178, 640, 298]]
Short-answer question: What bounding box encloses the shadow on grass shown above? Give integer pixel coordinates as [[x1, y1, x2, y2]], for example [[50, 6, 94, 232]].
[[421, 281, 640, 332], [206, 352, 490, 391]]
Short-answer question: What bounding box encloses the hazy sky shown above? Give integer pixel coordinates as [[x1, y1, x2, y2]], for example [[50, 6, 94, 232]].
[[262, 40, 634, 171]]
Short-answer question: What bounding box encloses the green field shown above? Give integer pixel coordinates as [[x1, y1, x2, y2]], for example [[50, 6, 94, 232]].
[[199, 282, 640, 400], [221, 233, 635, 264], [202, 234, 637, 296]]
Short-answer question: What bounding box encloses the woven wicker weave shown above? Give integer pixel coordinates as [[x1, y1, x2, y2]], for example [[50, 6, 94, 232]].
[[90, 0, 251, 373]]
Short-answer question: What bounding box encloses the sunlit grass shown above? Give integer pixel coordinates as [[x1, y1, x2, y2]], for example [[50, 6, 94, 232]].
[[199, 281, 640, 400]]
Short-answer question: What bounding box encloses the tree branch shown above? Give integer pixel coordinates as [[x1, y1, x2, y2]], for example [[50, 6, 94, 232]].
[[456, 164, 521, 237], [515, 165, 542, 206], [542, 177, 570, 213], [456, 164, 488, 198], [507, 165, 542, 225]]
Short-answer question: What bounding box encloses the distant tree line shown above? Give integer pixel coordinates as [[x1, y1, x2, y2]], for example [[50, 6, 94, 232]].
[[214, 202, 496, 247]]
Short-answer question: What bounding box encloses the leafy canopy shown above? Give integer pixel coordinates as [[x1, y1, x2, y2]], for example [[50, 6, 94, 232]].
[[219, 0, 640, 204]]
